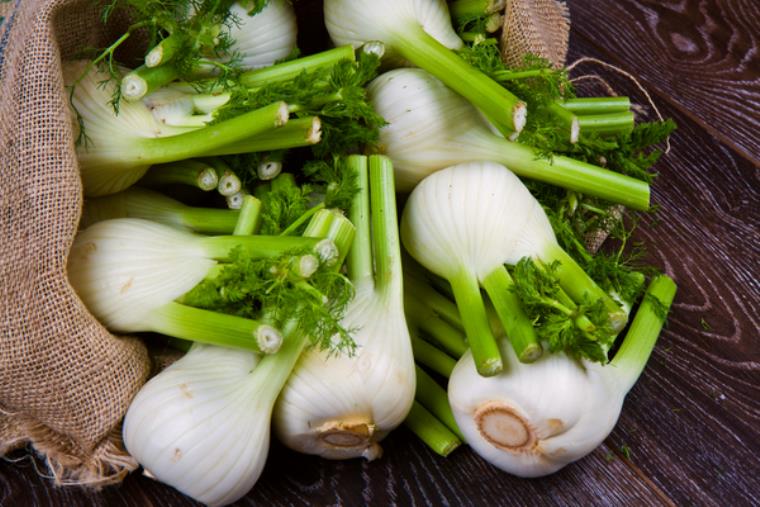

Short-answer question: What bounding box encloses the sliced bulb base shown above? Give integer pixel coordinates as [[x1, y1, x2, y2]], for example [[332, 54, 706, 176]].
[[310, 420, 382, 460], [475, 402, 536, 452]]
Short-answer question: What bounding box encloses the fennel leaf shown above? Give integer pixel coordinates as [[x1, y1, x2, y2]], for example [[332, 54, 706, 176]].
[[181, 245, 356, 354], [302, 157, 360, 212], [216, 50, 386, 155], [255, 174, 314, 235], [511, 258, 614, 363]]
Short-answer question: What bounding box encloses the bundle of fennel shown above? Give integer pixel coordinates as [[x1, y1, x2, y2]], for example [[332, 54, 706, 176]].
[[60, 0, 680, 503]]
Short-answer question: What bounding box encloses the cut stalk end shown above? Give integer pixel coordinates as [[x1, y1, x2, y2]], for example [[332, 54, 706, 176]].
[[294, 254, 319, 279], [307, 117, 322, 144], [121, 75, 148, 102], [257, 161, 282, 181], [519, 343, 543, 363], [145, 47, 163, 68], [276, 102, 290, 127], [513, 102, 527, 134], [315, 239, 339, 265], [256, 325, 283, 354], [570, 117, 580, 144], [478, 357, 504, 377], [121, 65, 178, 102], [198, 168, 219, 191], [226, 191, 246, 209], [361, 41, 386, 59], [217, 171, 242, 197]]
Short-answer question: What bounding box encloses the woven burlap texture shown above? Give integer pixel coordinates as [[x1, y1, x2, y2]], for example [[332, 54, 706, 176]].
[[501, 0, 570, 68], [0, 0, 150, 488]]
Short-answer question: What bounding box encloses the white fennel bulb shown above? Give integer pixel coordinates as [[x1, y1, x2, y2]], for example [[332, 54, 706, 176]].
[[67, 218, 332, 352], [121, 182, 359, 506], [402, 162, 555, 274], [448, 275, 677, 477], [227, 0, 297, 70], [124, 329, 306, 506], [64, 61, 289, 197], [64, 61, 189, 196], [367, 68, 649, 210], [324, 0, 461, 62], [274, 155, 415, 460], [68, 218, 212, 332], [324, 0, 526, 136], [450, 340, 622, 477], [401, 162, 627, 375]]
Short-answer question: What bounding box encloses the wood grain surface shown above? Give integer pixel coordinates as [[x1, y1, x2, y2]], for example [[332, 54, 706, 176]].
[[569, 0, 760, 162], [2, 0, 759, 505]]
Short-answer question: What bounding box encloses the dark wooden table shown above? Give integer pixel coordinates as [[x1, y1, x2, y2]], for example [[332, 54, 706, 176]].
[[2, 0, 759, 505]]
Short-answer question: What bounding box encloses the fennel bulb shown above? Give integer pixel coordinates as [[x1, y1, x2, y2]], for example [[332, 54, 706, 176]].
[[323, 0, 526, 136], [226, 0, 297, 70], [401, 162, 628, 375], [64, 61, 289, 197], [140, 0, 296, 73], [64, 62, 187, 196], [124, 330, 304, 506], [124, 202, 358, 505], [367, 68, 650, 210], [274, 155, 415, 460], [448, 275, 676, 477], [67, 218, 333, 352]]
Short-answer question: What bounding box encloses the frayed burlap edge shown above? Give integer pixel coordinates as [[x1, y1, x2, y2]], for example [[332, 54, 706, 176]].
[[1, 0, 151, 489], [1, 412, 138, 489]]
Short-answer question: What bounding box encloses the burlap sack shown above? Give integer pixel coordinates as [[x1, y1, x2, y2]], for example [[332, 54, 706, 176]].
[[500, 0, 570, 68], [0, 0, 151, 487]]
